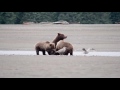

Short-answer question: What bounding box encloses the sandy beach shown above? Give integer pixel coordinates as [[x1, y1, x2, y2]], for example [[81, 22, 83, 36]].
[[0, 24, 120, 78]]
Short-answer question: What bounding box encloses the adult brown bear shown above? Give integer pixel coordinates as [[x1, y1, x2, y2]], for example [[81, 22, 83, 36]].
[[35, 41, 55, 55], [55, 40, 73, 55], [48, 33, 67, 55]]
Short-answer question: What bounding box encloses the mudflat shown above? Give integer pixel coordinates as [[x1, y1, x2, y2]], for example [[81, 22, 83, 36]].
[[0, 24, 120, 78], [0, 55, 120, 78], [0, 24, 120, 51]]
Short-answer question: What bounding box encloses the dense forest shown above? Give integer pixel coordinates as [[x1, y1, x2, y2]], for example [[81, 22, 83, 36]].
[[0, 12, 120, 24]]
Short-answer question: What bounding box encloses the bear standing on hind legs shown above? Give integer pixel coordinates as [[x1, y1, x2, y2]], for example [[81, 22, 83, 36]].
[[48, 33, 68, 55], [52, 33, 67, 47], [49, 33, 73, 55]]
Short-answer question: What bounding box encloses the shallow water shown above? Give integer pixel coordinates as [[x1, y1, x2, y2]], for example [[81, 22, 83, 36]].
[[0, 50, 120, 57]]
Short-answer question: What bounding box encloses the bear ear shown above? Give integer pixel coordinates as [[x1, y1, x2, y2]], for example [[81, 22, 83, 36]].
[[58, 33, 61, 35]]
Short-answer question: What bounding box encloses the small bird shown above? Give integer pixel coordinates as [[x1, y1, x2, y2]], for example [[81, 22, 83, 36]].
[[82, 48, 95, 54]]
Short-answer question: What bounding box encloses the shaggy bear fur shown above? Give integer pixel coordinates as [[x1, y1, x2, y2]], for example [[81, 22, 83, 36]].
[[35, 41, 55, 55], [55, 40, 73, 55]]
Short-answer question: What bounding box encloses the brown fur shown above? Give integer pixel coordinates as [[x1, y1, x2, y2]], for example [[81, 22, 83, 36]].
[[35, 41, 55, 55], [52, 33, 67, 47], [56, 40, 73, 55]]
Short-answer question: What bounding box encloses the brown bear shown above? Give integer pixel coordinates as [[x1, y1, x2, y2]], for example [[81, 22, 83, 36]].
[[48, 33, 67, 55], [35, 41, 55, 55], [55, 40, 73, 55], [52, 33, 67, 47]]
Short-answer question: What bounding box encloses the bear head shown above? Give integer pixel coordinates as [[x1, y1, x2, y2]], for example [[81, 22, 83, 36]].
[[52, 33, 67, 47], [45, 42, 55, 52], [57, 33, 67, 40]]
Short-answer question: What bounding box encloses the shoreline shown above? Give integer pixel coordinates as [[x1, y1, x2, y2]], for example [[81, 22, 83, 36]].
[[0, 50, 120, 57]]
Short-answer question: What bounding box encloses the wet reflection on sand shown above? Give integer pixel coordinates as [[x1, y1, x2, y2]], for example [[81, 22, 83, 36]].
[[0, 50, 120, 57]]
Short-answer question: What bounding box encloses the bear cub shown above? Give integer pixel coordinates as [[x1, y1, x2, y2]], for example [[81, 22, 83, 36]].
[[35, 41, 55, 55]]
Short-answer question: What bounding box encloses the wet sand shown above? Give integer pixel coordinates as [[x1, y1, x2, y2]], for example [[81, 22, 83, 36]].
[[0, 24, 120, 51], [0, 55, 120, 78], [0, 24, 120, 78], [1, 50, 120, 56]]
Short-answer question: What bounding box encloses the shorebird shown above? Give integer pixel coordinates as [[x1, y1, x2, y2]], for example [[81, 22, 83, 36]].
[[82, 48, 95, 54]]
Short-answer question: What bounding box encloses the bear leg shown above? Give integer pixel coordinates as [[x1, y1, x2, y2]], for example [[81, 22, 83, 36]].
[[35, 46, 40, 55], [36, 50, 39, 55], [64, 52, 69, 55], [55, 52, 60, 55], [70, 49, 73, 55], [42, 50, 46, 55], [70, 52, 73, 55], [47, 51, 51, 55], [64, 50, 69, 55]]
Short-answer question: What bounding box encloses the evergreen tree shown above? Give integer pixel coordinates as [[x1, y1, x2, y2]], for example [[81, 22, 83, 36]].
[[0, 12, 3, 23], [0, 12, 120, 24], [110, 12, 120, 23], [14, 12, 24, 24], [21, 12, 36, 23], [79, 12, 111, 24], [0, 12, 16, 24]]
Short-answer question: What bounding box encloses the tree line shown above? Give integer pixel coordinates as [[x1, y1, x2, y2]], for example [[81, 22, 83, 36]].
[[0, 12, 120, 24]]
